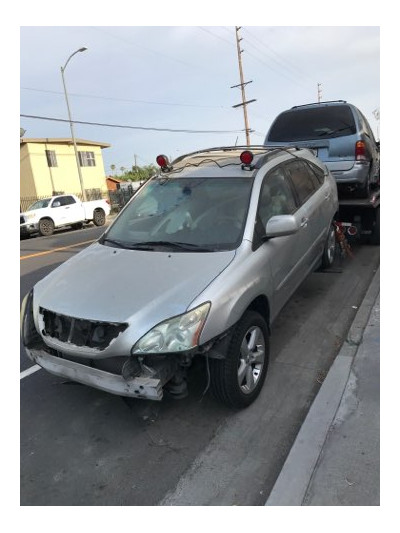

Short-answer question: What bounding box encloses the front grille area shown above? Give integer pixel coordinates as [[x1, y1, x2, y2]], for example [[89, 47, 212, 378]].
[[20, 215, 25, 224], [40, 308, 128, 350]]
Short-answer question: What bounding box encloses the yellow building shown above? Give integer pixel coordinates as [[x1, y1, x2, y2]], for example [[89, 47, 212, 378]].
[[20, 138, 111, 207]]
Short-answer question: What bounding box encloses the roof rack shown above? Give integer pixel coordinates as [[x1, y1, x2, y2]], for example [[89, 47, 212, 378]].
[[161, 145, 305, 175], [171, 145, 267, 165], [291, 100, 347, 109]]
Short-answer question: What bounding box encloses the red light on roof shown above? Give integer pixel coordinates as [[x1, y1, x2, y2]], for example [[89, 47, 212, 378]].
[[240, 150, 254, 166], [156, 154, 170, 168]]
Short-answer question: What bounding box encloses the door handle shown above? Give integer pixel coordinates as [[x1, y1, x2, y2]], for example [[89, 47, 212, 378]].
[[300, 217, 308, 228]]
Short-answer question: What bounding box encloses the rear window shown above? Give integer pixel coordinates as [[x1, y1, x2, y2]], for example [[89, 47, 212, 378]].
[[267, 105, 356, 142]]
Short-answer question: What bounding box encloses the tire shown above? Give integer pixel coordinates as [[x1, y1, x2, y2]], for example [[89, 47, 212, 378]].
[[93, 208, 106, 226], [210, 311, 269, 408], [38, 218, 55, 236], [370, 207, 380, 245], [321, 223, 336, 269]]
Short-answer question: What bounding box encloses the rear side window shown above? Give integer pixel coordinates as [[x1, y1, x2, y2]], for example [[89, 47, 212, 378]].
[[305, 161, 325, 186], [285, 160, 318, 205], [60, 196, 76, 206], [268, 105, 356, 141]]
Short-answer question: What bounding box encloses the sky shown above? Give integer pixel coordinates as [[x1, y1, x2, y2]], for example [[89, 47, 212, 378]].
[[20, 24, 380, 176]]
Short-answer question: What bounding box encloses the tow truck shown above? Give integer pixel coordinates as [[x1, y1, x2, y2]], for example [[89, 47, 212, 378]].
[[335, 186, 380, 247]]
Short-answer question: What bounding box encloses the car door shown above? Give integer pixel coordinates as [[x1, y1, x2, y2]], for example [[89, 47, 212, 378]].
[[50, 196, 67, 225], [284, 159, 324, 271], [60, 195, 84, 224], [255, 164, 310, 314]]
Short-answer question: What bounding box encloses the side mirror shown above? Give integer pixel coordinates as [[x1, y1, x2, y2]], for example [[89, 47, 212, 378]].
[[265, 215, 299, 238], [52, 201, 61, 208]]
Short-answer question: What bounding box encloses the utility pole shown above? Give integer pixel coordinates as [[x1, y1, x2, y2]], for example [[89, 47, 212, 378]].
[[232, 26, 256, 146], [317, 83, 322, 103]]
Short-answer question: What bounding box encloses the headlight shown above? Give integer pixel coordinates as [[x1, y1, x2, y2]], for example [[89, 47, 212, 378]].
[[132, 302, 210, 355], [24, 213, 36, 221]]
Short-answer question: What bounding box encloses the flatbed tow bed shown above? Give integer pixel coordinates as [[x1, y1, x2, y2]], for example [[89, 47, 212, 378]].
[[335, 188, 380, 245]]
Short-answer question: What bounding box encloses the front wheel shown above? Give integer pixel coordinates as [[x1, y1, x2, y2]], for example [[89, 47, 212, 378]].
[[38, 218, 54, 236], [210, 311, 269, 408], [321, 223, 336, 269], [93, 208, 106, 226]]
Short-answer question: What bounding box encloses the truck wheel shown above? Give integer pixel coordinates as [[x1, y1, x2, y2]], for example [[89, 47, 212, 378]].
[[38, 218, 54, 236], [209, 311, 269, 408], [93, 208, 106, 226], [370, 206, 380, 245], [321, 223, 336, 269]]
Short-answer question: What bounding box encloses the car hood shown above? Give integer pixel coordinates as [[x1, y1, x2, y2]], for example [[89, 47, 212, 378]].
[[33, 242, 235, 325], [21, 209, 41, 219]]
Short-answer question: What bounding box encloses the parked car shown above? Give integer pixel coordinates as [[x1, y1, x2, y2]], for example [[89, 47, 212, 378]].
[[21, 146, 338, 408], [264, 100, 380, 197], [20, 194, 111, 237]]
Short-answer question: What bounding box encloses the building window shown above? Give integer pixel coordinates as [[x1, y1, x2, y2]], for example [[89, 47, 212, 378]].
[[78, 151, 96, 167], [45, 150, 58, 167]]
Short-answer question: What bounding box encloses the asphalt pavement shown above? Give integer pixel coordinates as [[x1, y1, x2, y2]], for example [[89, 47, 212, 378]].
[[265, 266, 380, 506]]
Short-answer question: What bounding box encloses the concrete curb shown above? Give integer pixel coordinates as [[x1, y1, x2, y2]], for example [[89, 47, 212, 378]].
[[265, 266, 380, 506]]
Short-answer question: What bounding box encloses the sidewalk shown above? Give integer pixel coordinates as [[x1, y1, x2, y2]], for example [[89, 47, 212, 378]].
[[266, 267, 380, 506]]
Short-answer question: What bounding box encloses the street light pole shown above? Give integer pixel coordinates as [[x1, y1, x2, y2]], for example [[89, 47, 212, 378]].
[[61, 47, 88, 201]]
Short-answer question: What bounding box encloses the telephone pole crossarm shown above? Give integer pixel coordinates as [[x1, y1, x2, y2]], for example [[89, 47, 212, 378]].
[[232, 99, 257, 109]]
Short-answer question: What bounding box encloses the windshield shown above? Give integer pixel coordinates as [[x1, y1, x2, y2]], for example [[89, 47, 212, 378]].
[[101, 177, 253, 252], [268, 105, 356, 142], [27, 198, 51, 210]]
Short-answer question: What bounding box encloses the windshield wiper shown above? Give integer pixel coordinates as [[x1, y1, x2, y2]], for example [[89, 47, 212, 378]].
[[318, 125, 353, 137], [129, 241, 217, 252], [100, 237, 131, 249]]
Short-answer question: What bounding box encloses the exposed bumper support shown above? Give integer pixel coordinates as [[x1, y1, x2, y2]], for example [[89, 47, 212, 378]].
[[27, 348, 164, 401]]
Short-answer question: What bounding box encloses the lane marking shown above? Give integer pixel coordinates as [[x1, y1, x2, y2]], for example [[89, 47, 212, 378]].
[[20, 364, 41, 380], [20, 239, 95, 260]]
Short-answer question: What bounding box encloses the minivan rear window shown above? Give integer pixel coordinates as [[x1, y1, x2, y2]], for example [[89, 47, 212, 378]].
[[267, 105, 356, 142]]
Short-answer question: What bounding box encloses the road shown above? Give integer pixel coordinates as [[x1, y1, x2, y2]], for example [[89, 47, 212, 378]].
[[20, 224, 380, 505]]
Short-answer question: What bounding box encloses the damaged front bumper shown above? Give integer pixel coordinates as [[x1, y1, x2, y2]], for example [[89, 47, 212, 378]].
[[26, 347, 167, 400]]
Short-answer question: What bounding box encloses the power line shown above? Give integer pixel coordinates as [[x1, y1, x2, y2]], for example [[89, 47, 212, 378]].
[[21, 87, 229, 109], [243, 28, 315, 84], [20, 114, 244, 134], [197, 27, 234, 47]]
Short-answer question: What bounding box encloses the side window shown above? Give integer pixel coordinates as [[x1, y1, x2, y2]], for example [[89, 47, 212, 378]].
[[285, 160, 317, 205], [258, 166, 297, 226], [51, 197, 62, 208], [62, 196, 76, 206], [305, 161, 325, 186]]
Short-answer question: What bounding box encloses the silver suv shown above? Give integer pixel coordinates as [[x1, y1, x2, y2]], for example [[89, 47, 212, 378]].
[[21, 146, 338, 408], [264, 101, 380, 197]]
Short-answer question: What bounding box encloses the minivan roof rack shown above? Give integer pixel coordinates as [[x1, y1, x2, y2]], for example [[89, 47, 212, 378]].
[[291, 100, 347, 109]]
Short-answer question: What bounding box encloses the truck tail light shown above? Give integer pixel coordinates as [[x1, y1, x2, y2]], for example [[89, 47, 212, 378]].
[[355, 141, 367, 161]]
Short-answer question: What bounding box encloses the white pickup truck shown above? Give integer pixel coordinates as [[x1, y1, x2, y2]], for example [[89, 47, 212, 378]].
[[20, 194, 111, 237]]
